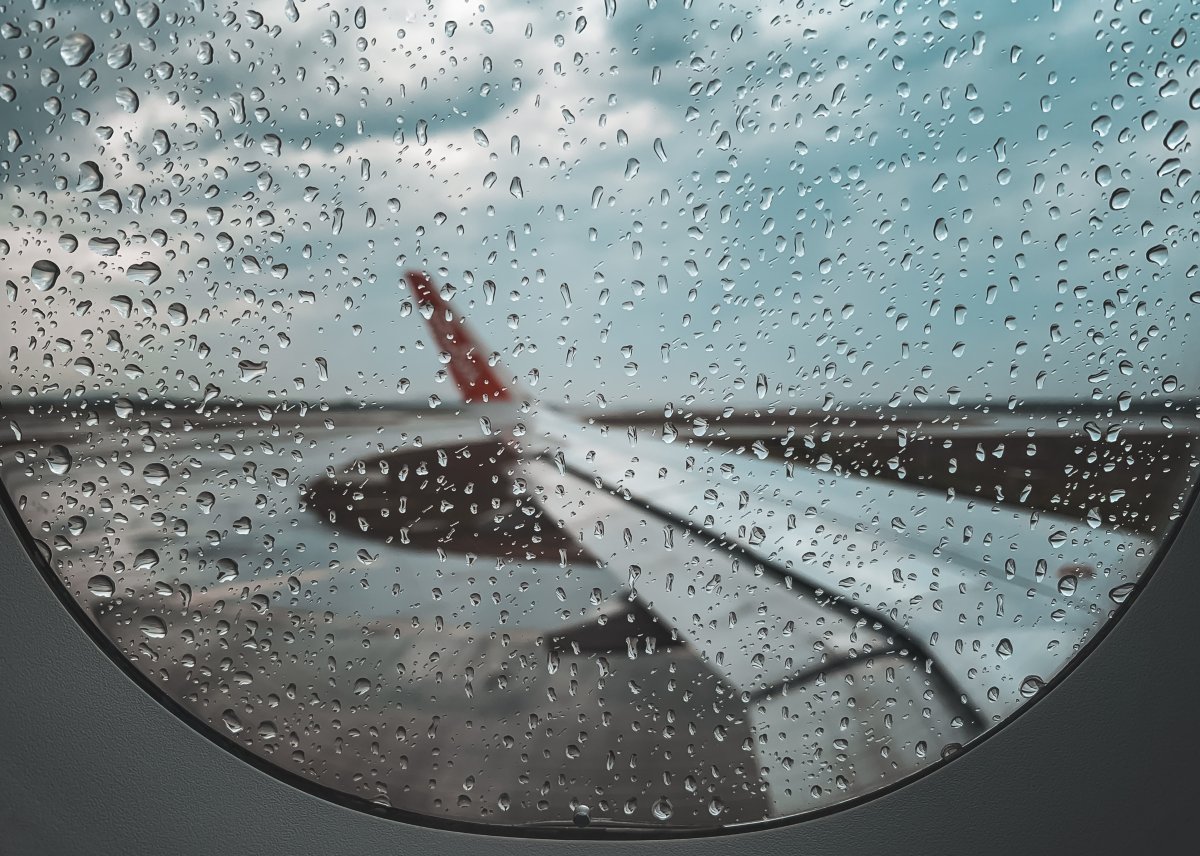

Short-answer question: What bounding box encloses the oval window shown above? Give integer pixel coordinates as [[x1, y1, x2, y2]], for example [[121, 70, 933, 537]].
[[1, 0, 1196, 834]]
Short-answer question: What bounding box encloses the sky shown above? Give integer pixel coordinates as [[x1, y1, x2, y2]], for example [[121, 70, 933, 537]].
[[1, 0, 1197, 413]]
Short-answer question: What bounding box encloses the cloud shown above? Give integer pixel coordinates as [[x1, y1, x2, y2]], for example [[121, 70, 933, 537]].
[[2, 0, 1196, 410]]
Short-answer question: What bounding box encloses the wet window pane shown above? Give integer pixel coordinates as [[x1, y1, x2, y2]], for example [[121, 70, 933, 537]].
[[1, 0, 1197, 833]]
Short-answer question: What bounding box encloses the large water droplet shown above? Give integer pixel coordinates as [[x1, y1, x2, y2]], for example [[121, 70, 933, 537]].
[[136, 3, 160, 28], [1163, 120, 1188, 151], [127, 262, 162, 285], [87, 575, 115, 597], [142, 463, 170, 486], [107, 43, 133, 69], [1109, 583, 1136, 604], [59, 33, 95, 67], [89, 237, 120, 256], [78, 161, 103, 192], [1019, 675, 1045, 698], [46, 444, 73, 475], [216, 557, 240, 582], [139, 616, 168, 638], [238, 360, 268, 382], [115, 87, 140, 113], [30, 260, 60, 291]]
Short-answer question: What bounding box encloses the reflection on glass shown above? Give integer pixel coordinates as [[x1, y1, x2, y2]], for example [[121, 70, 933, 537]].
[[1, 0, 1196, 833]]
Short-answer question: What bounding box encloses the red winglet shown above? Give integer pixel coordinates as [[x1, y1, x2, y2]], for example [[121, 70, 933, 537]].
[[404, 271, 511, 404]]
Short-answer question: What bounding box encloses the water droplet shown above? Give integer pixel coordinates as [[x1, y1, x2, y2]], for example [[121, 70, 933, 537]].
[[127, 262, 161, 285], [87, 575, 115, 597], [1019, 676, 1045, 698], [139, 616, 168, 639], [97, 190, 122, 214], [1109, 583, 1136, 604], [107, 43, 133, 70], [142, 463, 170, 486], [215, 557, 239, 582], [59, 33, 95, 67], [1164, 120, 1188, 151], [939, 743, 963, 760], [30, 260, 60, 291], [221, 710, 244, 734], [238, 360, 268, 382], [89, 237, 120, 256], [46, 444, 73, 475], [79, 161, 103, 192], [136, 3, 160, 28], [115, 87, 140, 113]]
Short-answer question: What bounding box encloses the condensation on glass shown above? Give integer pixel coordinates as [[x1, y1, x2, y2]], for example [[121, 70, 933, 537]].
[[1, 0, 1197, 833]]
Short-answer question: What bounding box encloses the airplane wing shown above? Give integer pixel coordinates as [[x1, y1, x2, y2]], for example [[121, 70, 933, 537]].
[[532, 408, 1152, 723]]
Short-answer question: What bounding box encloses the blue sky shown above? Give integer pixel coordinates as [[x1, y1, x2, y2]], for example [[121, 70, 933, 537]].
[[1, 0, 1197, 412]]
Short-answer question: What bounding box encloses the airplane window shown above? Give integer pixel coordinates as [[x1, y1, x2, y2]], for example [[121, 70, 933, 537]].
[[2, 0, 1197, 834]]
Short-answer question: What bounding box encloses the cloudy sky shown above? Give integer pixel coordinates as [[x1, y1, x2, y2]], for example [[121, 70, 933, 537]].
[[1, 0, 1196, 413]]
